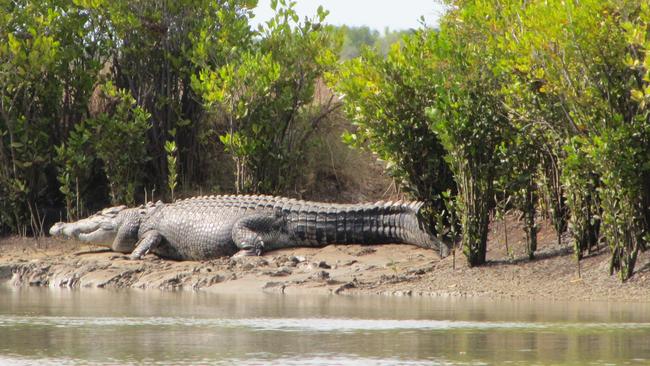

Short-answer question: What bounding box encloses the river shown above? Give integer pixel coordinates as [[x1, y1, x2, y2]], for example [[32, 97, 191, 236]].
[[0, 286, 649, 365]]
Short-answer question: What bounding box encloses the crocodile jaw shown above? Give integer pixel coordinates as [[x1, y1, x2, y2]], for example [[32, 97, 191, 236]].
[[49, 206, 125, 247]]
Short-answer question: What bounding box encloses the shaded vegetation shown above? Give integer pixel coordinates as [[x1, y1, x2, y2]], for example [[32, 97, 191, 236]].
[[333, 0, 650, 279], [1, 0, 649, 282], [1, 0, 342, 233]]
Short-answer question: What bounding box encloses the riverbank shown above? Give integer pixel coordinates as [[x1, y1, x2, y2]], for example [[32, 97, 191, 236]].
[[1, 214, 648, 301]]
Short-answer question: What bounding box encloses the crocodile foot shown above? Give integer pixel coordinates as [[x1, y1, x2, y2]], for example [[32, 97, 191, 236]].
[[233, 240, 265, 257]]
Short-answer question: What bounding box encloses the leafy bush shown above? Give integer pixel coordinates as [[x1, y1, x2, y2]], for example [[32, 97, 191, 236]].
[[333, 30, 454, 219], [88, 83, 151, 205], [55, 122, 94, 221], [195, 1, 341, 194], [57, 83, 152, 208], [508, 0, 650, 280], [0, 0, 100, 233]]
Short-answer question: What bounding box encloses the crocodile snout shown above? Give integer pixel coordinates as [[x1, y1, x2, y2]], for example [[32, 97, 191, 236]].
[[49, 222, 65, 236], [49, 219, 101, 239]]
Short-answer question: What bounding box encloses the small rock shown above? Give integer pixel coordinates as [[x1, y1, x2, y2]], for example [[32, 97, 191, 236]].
[[275, 255, 298, 268], [292, 256, 306, 263], [265, 267, 292, 277], [258, 258, 269, 266], [314, 270, 329, 280], [318, 261, 331, 269], [334, 281, 356, 294], [271, 255, 287, 267]]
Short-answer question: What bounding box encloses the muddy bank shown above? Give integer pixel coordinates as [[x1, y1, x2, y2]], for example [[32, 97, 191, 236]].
[[1, 216, 649, 301], [0, 238, 438, 296]]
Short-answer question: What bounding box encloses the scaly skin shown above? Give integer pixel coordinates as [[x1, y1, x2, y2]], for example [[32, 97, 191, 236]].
[[49, 195, 446, 260]]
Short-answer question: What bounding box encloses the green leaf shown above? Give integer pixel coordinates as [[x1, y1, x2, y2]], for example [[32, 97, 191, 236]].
[[631, 89, 645, 102], [7, 33, 21, 55]]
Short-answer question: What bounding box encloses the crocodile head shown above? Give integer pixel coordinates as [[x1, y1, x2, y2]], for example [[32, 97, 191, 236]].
[[49, 202, 161, 253]]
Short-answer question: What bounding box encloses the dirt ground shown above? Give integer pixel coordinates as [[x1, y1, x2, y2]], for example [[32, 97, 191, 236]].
[[1, 214, 649, 301]]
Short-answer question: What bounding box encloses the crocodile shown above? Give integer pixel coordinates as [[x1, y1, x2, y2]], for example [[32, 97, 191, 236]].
[[49, 195, 446, 260]]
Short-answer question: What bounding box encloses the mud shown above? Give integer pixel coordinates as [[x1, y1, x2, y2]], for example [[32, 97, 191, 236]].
[[1, 215, 649, 301]]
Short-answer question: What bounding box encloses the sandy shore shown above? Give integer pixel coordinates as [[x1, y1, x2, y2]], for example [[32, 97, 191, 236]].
[[1, 215, 648, 301]]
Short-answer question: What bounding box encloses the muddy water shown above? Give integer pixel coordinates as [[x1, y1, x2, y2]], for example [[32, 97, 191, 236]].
[[0, 286, 649, 365]]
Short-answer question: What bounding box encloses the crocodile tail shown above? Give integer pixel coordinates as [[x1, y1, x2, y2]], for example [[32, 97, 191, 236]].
[[280, 199, 447, 256], [398, 202, 448, 256]]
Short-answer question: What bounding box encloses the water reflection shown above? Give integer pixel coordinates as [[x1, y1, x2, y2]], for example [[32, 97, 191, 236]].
[[0, 286, 649, 365]]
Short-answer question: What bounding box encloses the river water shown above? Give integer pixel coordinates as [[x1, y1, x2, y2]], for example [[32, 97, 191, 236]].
[[0, 286, 649, 365]]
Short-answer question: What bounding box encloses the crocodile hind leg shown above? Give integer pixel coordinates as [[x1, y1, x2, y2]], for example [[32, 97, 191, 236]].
[[232, 213, 286, 256], [129, 231, 162, 260]]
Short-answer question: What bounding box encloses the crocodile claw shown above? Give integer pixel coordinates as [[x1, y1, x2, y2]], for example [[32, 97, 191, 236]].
[[234, 240, 264, 257]]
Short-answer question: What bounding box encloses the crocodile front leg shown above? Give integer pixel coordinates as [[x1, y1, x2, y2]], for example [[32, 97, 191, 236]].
[[130, 231, 162, 259], [232, 213, 286, 256]]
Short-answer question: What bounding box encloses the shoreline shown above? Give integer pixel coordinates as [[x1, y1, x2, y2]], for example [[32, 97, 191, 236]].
[[1, 216, 649, 302]]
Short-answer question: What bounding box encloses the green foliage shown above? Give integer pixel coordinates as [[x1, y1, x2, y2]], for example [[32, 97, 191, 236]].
[[1, 0, 341, 232], [592, 124, 648, 280], [496, 136, 542, 260], [427, 1, 512, 267], [337, 0, 647, 277], [84, 0, 255, 188], [1, 0, 649, 287], [502, 0, 650, 280], [333, 30, 454, 219], [435, 189, 460, 267], [195, 0, 342, 194], [0, 1, 60, 231], [165, 139, 178, 202], [0, 0, 102, 233], [562, 138, 600, 261], [88, 83, 151, 205], [55, 122, 94, 221]]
